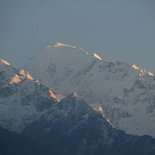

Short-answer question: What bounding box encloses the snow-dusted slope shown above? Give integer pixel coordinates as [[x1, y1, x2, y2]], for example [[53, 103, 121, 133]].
[[26, 42, 93, 88], [23, 93, 155, 155], [26, 42, 155, 137], [0, 59, 58, 133], [1, 91, 155, 155]]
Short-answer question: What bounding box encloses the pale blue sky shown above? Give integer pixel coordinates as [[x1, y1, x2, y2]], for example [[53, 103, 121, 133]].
[[0, 0, 155, 71]]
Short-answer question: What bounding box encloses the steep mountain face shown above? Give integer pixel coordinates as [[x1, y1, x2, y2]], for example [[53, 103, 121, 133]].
[[0, 59, 58, 133], [1, 59, 155, 155], [26, 42, 155, 137], [1, 93, 155, 155], [26, 42, 93, 87], [23, 93, 155, 155]]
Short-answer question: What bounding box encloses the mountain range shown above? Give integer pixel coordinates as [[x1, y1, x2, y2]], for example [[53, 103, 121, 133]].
[[0, 58, 155, 154], [25, 42, 155, 138]]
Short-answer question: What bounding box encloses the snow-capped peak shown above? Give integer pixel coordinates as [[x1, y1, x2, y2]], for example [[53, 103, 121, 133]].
[[0, 62, 59, 133], [25, 42, 155, 138], [131, 64, 154, 77], [0, 59, 11, 66], [139, 69, 154, 77], [47, 42, 76, 49], [9, 69, 34, 84], [18, 69, 34, 80], [131, 64, 139, 70]]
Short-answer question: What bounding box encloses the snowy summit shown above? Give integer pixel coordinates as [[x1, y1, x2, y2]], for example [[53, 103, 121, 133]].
[[26, 42, 155, 138], [46, 42, 77, 49]]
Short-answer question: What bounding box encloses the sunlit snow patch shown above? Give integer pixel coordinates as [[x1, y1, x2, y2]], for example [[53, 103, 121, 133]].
[[53, 42, 76, 48], [19, 69, 34, 80], [131, 64, 139, 70], [139, 69, 154, 77], [10, 74, 21, 84], [93, 53, 103, 61], [0, 59, 11, 66]]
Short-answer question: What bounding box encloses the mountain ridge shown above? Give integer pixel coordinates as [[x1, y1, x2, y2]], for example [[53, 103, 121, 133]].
[[1, 60, 155, 155], [25, 42, 155, 137], [0, 61, 58, 132]]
